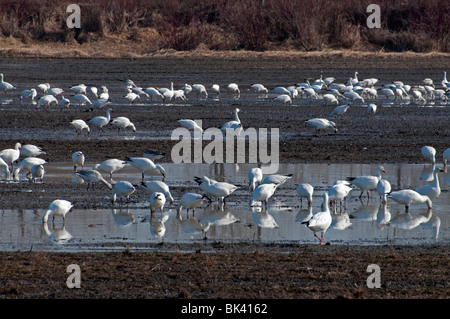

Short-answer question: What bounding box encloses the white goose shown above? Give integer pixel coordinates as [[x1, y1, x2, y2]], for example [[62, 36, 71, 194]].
[[150, 192, 166, 216], [443, 148, 450, 168], [93, 159, 127, 180], [194, 176, 238, 204], [88, 108, 113, 131], [305, 118, 338, 135], [421, 145, 436, 164], [30, 164, 45, 183], [250, 84, 268, 95], [70, 119, 90, 135], [297, 183, 314, 208], [142, 180, 174, 204], [13, 157, 47, 181], [347, 165, 387, 199], [144, 87, 164, 101], [0, 142, 21, 173], [176, 193, 206, 217], [20, 88, 37, 102], [37, 95, 58, 108], [329, 105, 350, 117], [376, 178, 392, 204], [192, 84, 208, 98], [0, 73, 15, 93], [302, 193, 332, 245], [0, 157, 11, 180], [261, 173, 292, 186], [227, 83, 240, 98], [111, 181, 136, 205], [72, 151, 85, 172], [389, 189, 432, 212], [73, 94, 92, 106], [20, 144, 46, 158], [75, 169, 113, 190], [274, 94, 292, 105], [178, 119, 203, 132], [251, 183, 278, 210], [111, 117, 136, 134], [125, 157, 165, 182], [70, 84, 87, 94], [415, 166, 442, 200], [220, 108, 241, 132], [248, 166, 263, 192], [328, 183, 352, 211], [42, 199, 73, 225]]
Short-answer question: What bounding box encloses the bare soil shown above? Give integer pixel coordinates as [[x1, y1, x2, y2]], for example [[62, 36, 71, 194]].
[[0, 55, 449, 300]]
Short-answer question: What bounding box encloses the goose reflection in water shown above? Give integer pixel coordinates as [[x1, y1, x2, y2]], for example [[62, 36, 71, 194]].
[[149, 213, 169, 238], [332, 210, 352, 231], [111, 208, 135, 227], [376, 202, 392, 228], [349, 202, 379, 222], [176, 212, 210, 240], [198, 202, 240, 227], [43, 222, 72, 244], [296, 205, 313, 224]]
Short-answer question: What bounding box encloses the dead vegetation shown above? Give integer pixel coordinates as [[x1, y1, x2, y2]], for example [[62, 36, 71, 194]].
[[0, 0, 448, 58]]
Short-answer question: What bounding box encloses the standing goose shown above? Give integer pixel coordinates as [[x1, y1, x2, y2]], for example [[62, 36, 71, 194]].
[[88, 108, 113, 131], [93, 159, 127, 180], [72, 151, 85, 172], [142, 180, 174, 204], [302, 193, 332, 245], [415, 166, 442, 200], [347, 165, 387, 199], [421, 146, 436, 164], [30, 164, 45, 183], [42, 199, 73, 225], [150, 192, 166, 216], [251, 183, 278, 210], [443, 148, 450, 169], [125, 157, 165, 182], [0, 142, 21, 174], [248, 166, 263, 192], [0, 73, 15, 94], [176, 193, 206, 218], [220, 108, 241, 132], [261, 174, 292, 186], [178, 119, 203, 133], [194, 176, 238, 204], [227, 83, 240, 98], [111, 117, 136, 134], [71, 119, 91, 135], [305, 118, 338, 135], [377, 178, 392, 204], [37, 95, 58, 108], [297, 183, 314, 208], [328, 183, 352, 211], [20, 144, 46, 158], [75, 169, 113, 190], [111, 181, 136, 205], [13, 157, 47, 181], [389, 189, 432, 212]]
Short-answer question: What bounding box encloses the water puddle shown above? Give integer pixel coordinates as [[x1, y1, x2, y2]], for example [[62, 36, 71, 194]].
[[0, 162, 448, 251]]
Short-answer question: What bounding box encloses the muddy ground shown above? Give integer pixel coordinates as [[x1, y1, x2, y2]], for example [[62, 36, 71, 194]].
[[0, 55, 449, 300]]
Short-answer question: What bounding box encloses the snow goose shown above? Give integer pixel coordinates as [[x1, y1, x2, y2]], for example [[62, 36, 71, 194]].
[[388, 189, 432, 212], [344, 91, 364, 103], [347, 166, 387, 199], [93, 159, 127, 180], [441, 71, 448, 88], [60, 96, 70, 108], [415, 166, 442, 200], [305, 118, 338, 135], [443, 148, 450, 168], [99, 86, 109, 100], [296, 183, 314, 208], [90, 98, 110, 109], [176, 193, 206, 217], [90, 86, 98, 98], [20, 144, 46, 158], [274, 94, 292, 105], [367, 103, 377, 115], [72, 151, 85, 172], [421, 146, 436, 164], [227, 83, 240, 98], [0, 73, 15, 93], [70, 84, 87, 94], [144, 87, 164, 101], [302, 193, 332, 244], [48, 87, 64, 96], [251, 183, 278, 210], [271, 86, 291, 96], [13, 157, 47, 181], [194, 176, 238, 204], [42, 199, 73, 225], [71, 119, 90, 135], [37, 83, 50, 94], [178, 119, 203, 133], [161, 82, 175, 101], [142, 180, 174, 204], [376, 178, 392, 204], [20, 88, 37, 102], [0, 157, 10, 180], [322, 93, 339, 105], [248, 166, 263, 192], [261, 173, 292, 186], [328, 183, 352, 211], [75, 169, 113, 190], [88, 108, 112, 131], [150, 192, 166, 216], [30, 164, 45, 183], [37, 95, 58, 108], [251, 84, 268, 95], [111, 181, 136, 205], [192, 84, 208, 98], [111, 117, 136, 134], [299, 87, 319, 99], [126, 157, 165, 182], [377, 88, 395, 99], [329, 104, 349, 117], [124, 90, 140, 104], [220, 108, 241, 132], [0, 142, 21, 173], [211, 84, 220, 95]]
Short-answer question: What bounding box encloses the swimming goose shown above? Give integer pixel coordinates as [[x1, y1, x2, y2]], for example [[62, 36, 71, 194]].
[[421, 145, 436, 164], [88, 108, 112, 131], [150, 192, 166, 216], [111, 117, 136, 134], [70, 119, 91, 135], [142, 180, 174, 204], [42, 199, 73, 225], [305, 118, 338, 135], [389, 189, 432, 212], [302, 193, 332, 245], [194, 176, 238, 204], [0, 142, 21, 173], [176, 193, 206, 217], [93, 159, 127, 180], [415, 166, 442, 200], [347, 165, 387, 199], [111, 181, 136, 205], [75, 169, 113, 190], [72, 151, 85, 172], [297, 183, 314, 208], [248, 166, 263, 192], [125, 157, 165, 182], [251, 183, 278, 210]]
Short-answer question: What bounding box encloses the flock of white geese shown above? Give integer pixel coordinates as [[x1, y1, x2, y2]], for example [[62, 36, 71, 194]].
[[0, 71, 449, 244]]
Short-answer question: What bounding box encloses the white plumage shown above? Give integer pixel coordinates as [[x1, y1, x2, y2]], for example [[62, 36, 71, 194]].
[[347, 166, 387, 199], [111, 117, 136, 134], [297, 183, 314, 207], [111, 181, 136, 205], [176, 193, 206, 217], [142, 180, 174, 204], [302, 193, 332, 244], [42, 199, 73, 225], [389, 189, 432, 211]]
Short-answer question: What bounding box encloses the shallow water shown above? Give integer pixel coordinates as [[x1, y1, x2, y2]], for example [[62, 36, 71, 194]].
[[0, 162, 448, 251]]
